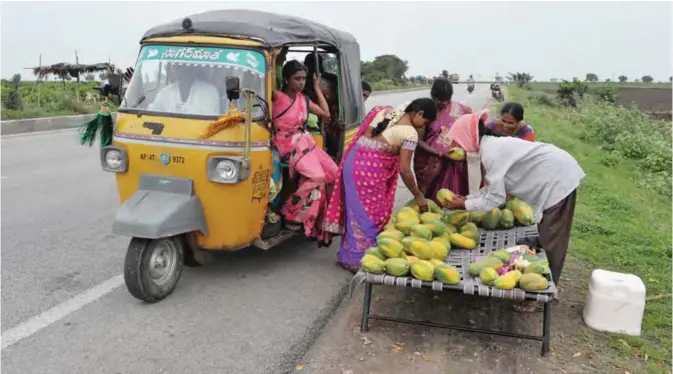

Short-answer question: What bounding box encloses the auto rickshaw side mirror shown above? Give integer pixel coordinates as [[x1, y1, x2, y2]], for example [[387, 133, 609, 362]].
[[225, 76, 240, 102]]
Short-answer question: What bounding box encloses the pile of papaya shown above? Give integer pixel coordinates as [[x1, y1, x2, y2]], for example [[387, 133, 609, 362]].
[[359, 201, 463, 285], [467, 249, 550, 292], [436, 189, 535, 231]]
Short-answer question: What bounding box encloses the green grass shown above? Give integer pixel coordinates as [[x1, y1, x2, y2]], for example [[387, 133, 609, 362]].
[[1, 80, 105, 120], [507, 86, 672, 373], [527, 81, 672, 91]]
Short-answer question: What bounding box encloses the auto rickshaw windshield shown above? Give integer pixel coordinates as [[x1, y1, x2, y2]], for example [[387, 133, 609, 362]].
[[120, 45, 267, 118]]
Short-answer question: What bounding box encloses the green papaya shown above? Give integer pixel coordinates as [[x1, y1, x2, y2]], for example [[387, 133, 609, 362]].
[[467, 257, 503, 277], [365, 247, 386, 261], [500, 209, 515, 229], [481, 208, 502, 230], [385, 258, 410, 276], [519, 273, 549, 291]]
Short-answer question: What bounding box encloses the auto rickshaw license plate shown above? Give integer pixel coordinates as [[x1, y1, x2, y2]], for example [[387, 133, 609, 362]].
[[140, 152, 186, 165]]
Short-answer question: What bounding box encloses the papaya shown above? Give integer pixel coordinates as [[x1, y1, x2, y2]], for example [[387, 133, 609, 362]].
[[467, 257, 503, 277], [394, 219, 416, 235], [436, 188, 456, 208], [435, 264, 461, 284], [428, 239, 449, 260], [500, 209, 515, 229], [469, 211, 486, 225], [489, 249, 511, 264], [378, 238, 404, 258], [443, 223, 458, 234], [427, 200, 443, 214], [447, 147, 466, 161], [400, 237, 416, 255], [493, 273, 517, 290], [519, 273, 549, 291], [479, 267, 498, 286], [508, 270, 523, 283], [408, 238, 434, 260], [429, 258, 445, 267], [460, 222, 479, 233], [409, 224, 433, 240], [424, 220, 446, 237], [377, 229, 405, 242], [365, 247, 386, 261], [513, 202, 534, 226], [481, 208, 502, 230], [406, 256, 419, 263], [410, 260, 435, 281], [385, 258, 410, 276], [449, 233, 477, 250], [431, 236, 451, 252], [420, 212, 442, 223], [385, 222, 396, 231], [524, 262, 549, 275], [505, 196, 522, 212], [444, 210, 470, 227], [361, 254, 385, 274], [459, 229, 479, 243], [396, 207, 420, 223]]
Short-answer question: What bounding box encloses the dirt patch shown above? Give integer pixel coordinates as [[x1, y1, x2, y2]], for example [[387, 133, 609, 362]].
[[616, 87, 672, 120], [535, 86, 672, 119], [616, 87, 671, 112], [294, 258, 646, 374]]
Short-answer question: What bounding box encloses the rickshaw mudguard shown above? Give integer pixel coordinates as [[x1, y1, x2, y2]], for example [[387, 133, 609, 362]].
[[112, 175, 207, 239]]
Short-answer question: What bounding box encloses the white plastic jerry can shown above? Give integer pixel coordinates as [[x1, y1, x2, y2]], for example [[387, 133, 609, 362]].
[[583, 269, 647, 336]]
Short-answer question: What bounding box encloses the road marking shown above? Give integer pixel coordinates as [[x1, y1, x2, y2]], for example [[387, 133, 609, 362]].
[[1, 128, 78, 139], [1, 274, 124, 350]]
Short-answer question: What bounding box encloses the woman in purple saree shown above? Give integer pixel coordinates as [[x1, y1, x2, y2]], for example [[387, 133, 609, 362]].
[[413, 79, 473, 203], [323, 99, 438, 273]]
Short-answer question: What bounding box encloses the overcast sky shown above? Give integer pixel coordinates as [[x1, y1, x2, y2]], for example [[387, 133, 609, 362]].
[[1, 1, 671, 81]]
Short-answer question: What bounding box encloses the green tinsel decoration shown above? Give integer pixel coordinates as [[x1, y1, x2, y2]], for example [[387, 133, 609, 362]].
[[78, 101, 114, 148]]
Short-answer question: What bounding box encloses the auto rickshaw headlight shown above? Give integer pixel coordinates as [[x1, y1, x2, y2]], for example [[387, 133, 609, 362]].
[[207, 156, 245, 184], [100, 146, 128, 173], [216, 160, 237, 180]]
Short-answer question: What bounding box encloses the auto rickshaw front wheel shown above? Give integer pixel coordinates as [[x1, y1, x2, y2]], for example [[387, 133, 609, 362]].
[[124, 236, 185, 303]]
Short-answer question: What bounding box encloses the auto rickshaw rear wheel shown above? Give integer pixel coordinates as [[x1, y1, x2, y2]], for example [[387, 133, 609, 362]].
[[124, 236, 184, 303]]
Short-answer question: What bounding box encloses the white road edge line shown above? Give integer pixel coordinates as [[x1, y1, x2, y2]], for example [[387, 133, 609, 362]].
[[1, 127, 78, 139], [1, 274, 124, 351]]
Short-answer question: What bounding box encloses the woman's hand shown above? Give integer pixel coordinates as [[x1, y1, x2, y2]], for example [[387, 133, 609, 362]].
[[444, 196, 466, 210], [441, 152, 455, 161], [313, 73, 321, 90], [415, 194, 429, 213]]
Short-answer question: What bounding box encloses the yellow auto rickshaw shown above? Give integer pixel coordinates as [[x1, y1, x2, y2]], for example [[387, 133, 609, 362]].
[[99, 10, 367, 302]]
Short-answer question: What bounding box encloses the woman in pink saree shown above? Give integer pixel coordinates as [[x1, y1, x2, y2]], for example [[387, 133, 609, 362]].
[[272, 60, 336, 243], [413, 79, 473, 203], [323, 99, 438, 273]]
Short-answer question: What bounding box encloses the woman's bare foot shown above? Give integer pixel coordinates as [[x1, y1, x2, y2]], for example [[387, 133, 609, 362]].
[[513, 300, 543, 313]]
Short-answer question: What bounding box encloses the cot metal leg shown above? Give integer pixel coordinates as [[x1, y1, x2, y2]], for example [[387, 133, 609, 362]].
[[360, 282, 372, 332], [541, 301, 552, 356]]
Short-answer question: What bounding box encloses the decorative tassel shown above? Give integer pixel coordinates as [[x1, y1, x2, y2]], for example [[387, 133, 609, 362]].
[[199, 102, 244, 139], [78, 101, 114, 148]]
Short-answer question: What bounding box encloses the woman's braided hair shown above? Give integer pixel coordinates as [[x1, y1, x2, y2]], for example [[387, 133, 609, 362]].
[[371, 98, 437, 137]]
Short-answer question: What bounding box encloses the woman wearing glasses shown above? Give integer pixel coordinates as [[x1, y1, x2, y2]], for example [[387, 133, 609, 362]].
[[485, 102, 536, 142]]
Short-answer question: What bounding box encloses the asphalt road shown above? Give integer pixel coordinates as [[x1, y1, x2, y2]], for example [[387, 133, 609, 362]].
[[1, 84, 492, 374]]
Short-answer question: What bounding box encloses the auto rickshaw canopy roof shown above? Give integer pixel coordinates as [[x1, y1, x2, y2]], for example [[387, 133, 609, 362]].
[[141, 9, 358, 49], [141, 9, 366, 127]]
